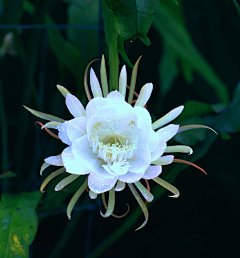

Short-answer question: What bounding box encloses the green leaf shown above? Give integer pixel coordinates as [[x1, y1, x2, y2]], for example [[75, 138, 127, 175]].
[[0, 192, 42, 258], [213, 82, 240, 133], [102, 0, 158, 44], [171, 0, 179, 5], [67, 0, 99, 61], [154, 2, 230, 104]]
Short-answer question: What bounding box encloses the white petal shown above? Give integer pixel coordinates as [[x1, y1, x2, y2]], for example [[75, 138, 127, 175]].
[[143, 165, 162, 180], [148, 130, 160, 152], [88, 174, 118, 194], [119, 171, 145, 183], [152, 106, 184, 130], [115, 180, 126, 192], [133, 106, 152, 135], [134, 83, 153, 107], [157, 124, 179, 142], [128, 133, 151, 174], [58, 121, 72, 145], [119, 65, 127, 98], [152, 155, 174, 165], [72, 135, 97, 170], [106, 90, 124, 101], [86, 115, 109, 141], [62, 146, 90, 175], [86, 97, 108, 118], [44, 154, 63, 166], [151, 138, 167, 162], [90, 68, 103, 97], [67, 117, 87, 142], [66, 94, 86, 117]]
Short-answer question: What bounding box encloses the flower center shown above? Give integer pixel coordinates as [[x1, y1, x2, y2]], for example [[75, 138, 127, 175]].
[[89, 120, 139, 175]]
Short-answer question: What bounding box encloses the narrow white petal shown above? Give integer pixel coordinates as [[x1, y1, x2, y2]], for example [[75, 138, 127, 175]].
[[90, 68, 103, 98], [57, 85, 71, 97], [89, 190, 98, 199], [44, 154, 63, 166], [142, 165, 162, 180], [42, 121, 62, 129], [115, 180, 126, 192], [119, 65, 127, 98], [148, 130, 160, 152], [157, 124, 179, 142], [55, 174, 80, 191], [58, 121, 72, 145], [165, 145, 193, 155], [62, 146, 90, 175], [66, 94, 86, 118], [152, 106, 184, 130], [119, 171, 145, 183], [134, 83, 153, 107], [152, 155, 174, 165], [88, 174, 118, 194], [66, 117, 87, 142]]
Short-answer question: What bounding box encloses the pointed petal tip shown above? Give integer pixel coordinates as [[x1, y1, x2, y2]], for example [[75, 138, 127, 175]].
[[168, 193, 180, 198], [67, 214, 71, 220]]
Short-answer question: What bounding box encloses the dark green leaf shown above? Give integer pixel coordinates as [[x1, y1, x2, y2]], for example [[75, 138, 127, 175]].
[[233, 0, 240, 17], [154, 3, 230, 104], [102, 0, 158, 44], [0, 171, 16, 179], [0, 192, 42, 258]]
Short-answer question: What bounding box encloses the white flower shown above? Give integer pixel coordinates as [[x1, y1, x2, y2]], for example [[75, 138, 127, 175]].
[[25, 56, 214, 230]]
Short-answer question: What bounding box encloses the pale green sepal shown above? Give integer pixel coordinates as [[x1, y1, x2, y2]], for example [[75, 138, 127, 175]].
[[40, 162, 50, 176], [152, 177, 180, 198], [100, 188, 115, 218], [89, 190, 98, 199], [54, 174, 80, 191], [42, 121, 62, 129], [128, 56, 142, 104], [23, 106, 65, 123], [134, 83, 153, 107], [100, 55, 109, 97], [152, 105, 184, 130], [178, 124, 217, 134], [67, 179, 88, 220], [115, 180, 126, 192], [40, 167, 65, 193], [90, 68, 103, 98], [128, 183, 149, 231], [134, 181, 154, 202], [165, 145, 193, 155], [119, 65, 127, 99], [56, 84, 71, 97]]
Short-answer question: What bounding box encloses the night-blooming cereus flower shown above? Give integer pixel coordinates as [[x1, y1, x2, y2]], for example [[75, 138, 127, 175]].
[[24, 56, 216, 230]]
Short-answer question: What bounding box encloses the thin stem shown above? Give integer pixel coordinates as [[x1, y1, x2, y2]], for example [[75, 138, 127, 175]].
[[108, 15, 119, 91]]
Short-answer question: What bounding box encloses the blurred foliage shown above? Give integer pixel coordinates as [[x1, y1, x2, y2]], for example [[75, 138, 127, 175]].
[[0, 0, 240, 257], [0, 192, 41, 258]]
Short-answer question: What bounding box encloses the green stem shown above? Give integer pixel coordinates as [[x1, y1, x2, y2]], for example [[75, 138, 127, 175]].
[[108, 16, 119, 91]]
